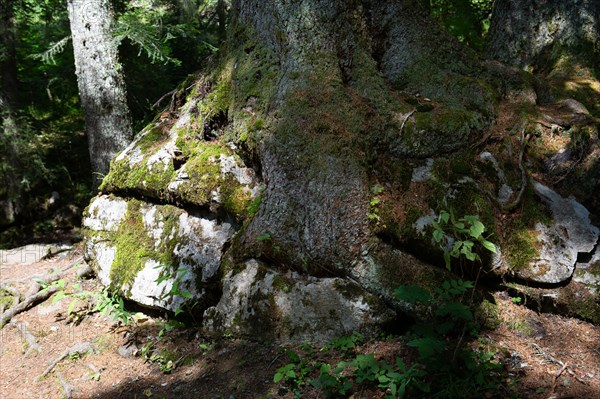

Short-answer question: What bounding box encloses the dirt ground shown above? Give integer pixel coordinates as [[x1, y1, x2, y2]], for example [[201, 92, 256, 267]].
[[1, 244, 599, 399]]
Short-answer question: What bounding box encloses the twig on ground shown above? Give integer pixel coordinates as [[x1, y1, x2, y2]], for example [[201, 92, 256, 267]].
[[55, 371, 74, 399], [531, 343, 589, 386], [36, 341, 93, 381], [400, 110, 415, 135], [13, 320, 42, 355], [551, 362, 568, 394]]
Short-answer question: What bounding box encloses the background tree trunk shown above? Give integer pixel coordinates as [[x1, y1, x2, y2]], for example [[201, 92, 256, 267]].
[[487, 0, 600, 72], [0, 0, 18, 107], [67, 0, 133, 189], [0, 0, 21, 226]]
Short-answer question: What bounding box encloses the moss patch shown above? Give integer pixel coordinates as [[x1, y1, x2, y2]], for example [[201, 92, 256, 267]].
[[0, 288, 16, 310], [110, 199, 182, 291]]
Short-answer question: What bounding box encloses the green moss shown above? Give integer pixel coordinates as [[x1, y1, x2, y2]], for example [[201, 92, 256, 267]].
[[110, 200, 182, 291], [477, 299, 501, 329], [100, 157, 176, 199], [0, 289, 15, 310], [501, 183, 552, 271], [570, 295, 600, 324], [504, 228, 538, 271], [272, 274, 293, 293], [136, 126, 169, 153]]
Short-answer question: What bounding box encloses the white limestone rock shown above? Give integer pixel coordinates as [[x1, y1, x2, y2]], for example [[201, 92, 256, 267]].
[[512, 181, 599, 284], [83, 195, 235, 312], [202, 259, 395, 343]]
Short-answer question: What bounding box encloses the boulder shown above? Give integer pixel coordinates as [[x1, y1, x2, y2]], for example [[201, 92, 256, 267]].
[[510, 181, 599, 284], [202, 259, 396, 343], [83, 195, 235, 312]]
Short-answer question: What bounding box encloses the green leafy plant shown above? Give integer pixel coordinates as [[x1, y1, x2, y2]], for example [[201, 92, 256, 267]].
[[432, 210, 496, 270], [274, 351, 315, 398], [49, 278, 132, 325], [368, 184, 385, 222], [140, 341, 180, 374], [328, 331, 364, 353]]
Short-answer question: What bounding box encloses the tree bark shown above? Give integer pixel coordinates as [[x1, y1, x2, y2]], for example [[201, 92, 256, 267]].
[[487, 0, 600, 71], [0, 0, 21, 226], [67, 0, 133, 189], [225, 0, 496, 279]]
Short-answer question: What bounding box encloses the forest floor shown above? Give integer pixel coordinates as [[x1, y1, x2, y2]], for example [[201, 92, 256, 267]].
[[0, 243, 599, 399]]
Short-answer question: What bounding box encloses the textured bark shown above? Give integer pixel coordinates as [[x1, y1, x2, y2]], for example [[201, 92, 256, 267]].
[[0, 0, 21, 225], [230, 0, 495, 278], [487, 0, 600, 70], [67, 0, 133, 189]]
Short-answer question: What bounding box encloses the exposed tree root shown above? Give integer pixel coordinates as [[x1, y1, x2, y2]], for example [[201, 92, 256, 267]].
[[76, 262, 93, 280], [13, 320, 42, 355], [0, 257, 88, 328], [0, 283, 20, 313], [0, 285, 60, 329], [2, 256, 83, 285], [499, 126, 528, 211], [36, 341, 93, 382], [55, 371, 74, 399]]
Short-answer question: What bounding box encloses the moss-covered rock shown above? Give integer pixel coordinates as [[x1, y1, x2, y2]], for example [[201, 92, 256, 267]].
[[100, 89, 259, 222], [83, 194, 235, 312]]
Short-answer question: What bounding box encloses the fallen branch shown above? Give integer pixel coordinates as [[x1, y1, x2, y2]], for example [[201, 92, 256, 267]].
[[551, 362, 568, 394], [0, 285, 60, 329], [13, 320, 42, 355], [55, 371, 74, 399], [36, 341, 93, 381]]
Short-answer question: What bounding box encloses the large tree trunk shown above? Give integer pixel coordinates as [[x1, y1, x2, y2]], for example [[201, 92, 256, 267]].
[[231, 0, 496, 275], [67, 0, 133, 189], [85, 0, 600, 337]]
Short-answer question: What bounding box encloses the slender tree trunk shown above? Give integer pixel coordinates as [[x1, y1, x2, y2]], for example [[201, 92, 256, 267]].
[[67, 0, 133, 189], [0, 0, 21, 226]]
